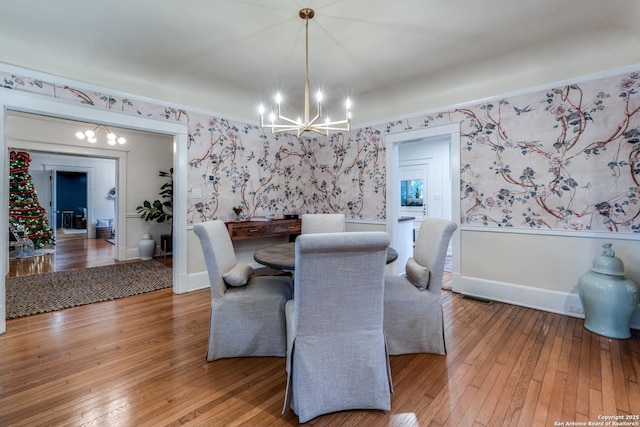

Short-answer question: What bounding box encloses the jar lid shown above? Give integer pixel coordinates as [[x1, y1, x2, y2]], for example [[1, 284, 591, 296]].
[[590, 243, 626, 276]]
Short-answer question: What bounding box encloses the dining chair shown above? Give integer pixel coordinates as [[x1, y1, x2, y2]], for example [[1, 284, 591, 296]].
[[384, 217, 457, 355], [300, 213, 345, 234], [193, 220, 293, 360], [283, 231, 393, 423]]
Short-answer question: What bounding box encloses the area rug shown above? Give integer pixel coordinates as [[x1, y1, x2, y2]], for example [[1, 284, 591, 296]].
[[6, 261, 172, 319]]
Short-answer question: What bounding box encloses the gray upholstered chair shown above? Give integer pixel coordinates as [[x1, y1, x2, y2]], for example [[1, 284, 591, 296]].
[[384, 217, 457, 355], [300, 213, 345, 234], [283, 231, 393, 423], [193, 220, 293, 360]]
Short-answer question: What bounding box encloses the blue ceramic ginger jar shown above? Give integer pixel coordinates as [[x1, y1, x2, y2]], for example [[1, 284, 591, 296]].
[[578, 243, 638, 339]]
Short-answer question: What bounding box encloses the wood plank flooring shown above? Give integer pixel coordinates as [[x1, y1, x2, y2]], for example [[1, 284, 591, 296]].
[[8, 231, 171, 277], [1, 271, 638, 425]]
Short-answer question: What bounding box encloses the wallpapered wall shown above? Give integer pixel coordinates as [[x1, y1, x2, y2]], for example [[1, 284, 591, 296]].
[[2, 68, 639, 232]]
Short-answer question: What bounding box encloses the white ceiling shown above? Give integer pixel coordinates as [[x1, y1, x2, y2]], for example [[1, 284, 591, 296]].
[[1, 0, 639, 125]]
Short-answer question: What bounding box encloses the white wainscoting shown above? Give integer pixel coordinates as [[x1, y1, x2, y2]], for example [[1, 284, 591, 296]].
[[460, 275, 640, 330]]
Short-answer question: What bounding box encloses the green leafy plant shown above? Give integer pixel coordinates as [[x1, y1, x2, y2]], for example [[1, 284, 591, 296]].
[[136, 169, 173, 230]]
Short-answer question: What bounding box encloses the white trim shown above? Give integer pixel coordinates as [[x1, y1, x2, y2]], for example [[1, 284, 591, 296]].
[[459, 276, 640, 331], [358, 62, 640, 130], [8, 138, 129, 159], [1, 90, 189, 333], [461, 225, 640, 241], [4, 61, 640, 131], [187, 271, 210, 292], [345, 219, 385, 225], [0, 108, 6, 334], [0, 62, 251, 126]]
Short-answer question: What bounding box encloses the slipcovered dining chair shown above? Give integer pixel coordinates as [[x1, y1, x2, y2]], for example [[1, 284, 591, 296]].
[[384, 217, 457, 355], [194, 220, 293, 360], [283, 231, 393, 423], [300, 213, 345, 234]]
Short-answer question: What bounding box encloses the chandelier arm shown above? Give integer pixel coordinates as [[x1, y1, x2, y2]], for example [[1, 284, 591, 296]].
[[318, 125, 351, 132], [307, 113, 322, 127], [271, 126, 305, 134], [318, 118, 350, 127], [275, 114, 302, 126], [263, 124, 302, 130]]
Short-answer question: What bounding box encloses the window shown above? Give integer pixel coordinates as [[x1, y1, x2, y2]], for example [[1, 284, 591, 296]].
[[400, 179, 423, 207]]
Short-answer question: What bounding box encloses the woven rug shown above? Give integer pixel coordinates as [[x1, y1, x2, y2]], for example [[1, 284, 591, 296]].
[[6, 261, 172, 319]]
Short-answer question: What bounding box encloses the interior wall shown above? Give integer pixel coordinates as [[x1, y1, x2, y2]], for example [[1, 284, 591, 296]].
[[123, 133, 173, 257], [26, 152, 116, 237], [1, 64, 638, 326], [461, 230, 640, 327]]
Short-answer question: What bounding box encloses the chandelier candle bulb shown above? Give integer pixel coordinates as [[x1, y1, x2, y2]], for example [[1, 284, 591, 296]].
[[75, 124, 126, 145]]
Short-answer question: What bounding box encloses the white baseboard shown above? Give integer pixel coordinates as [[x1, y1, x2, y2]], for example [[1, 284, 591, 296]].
[[183, 272, 640, 331], [187, 271, 209, 292], [459, 276, 640, 331]]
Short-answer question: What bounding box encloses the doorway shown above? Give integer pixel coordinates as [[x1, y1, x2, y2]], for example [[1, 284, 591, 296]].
[[7, 148, 119, 277], [56, 171, 88, 230], [1, 91, 189, 334], [399, 162, 429, 240], [386, 123, 461, 291]]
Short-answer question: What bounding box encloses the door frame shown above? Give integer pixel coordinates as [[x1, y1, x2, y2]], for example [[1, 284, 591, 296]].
[[1, 90, 189, 334], [385, 122, 461, 291]]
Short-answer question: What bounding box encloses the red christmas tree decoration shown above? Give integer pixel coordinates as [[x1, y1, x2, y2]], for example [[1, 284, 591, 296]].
[[9, 151, 55, 250]]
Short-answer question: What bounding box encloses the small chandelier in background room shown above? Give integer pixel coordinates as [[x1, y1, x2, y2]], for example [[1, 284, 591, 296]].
[[258, 8, 351, 137], [75, 125, 126, 145]]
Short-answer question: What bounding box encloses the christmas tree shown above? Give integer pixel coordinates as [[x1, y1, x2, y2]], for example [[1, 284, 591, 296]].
[[9, 151, 55, 250]]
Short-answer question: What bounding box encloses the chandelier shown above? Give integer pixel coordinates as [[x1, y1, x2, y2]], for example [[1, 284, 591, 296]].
[[75, 125, 126, 145], [258, 8, 351, 137]]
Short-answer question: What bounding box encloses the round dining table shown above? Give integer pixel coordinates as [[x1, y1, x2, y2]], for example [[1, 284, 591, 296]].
[[254, 241, 398, 271]]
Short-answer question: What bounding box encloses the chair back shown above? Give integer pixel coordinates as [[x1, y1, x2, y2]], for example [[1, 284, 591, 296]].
[[193, 220, 237, 298], [286, 231, 392, 421], [413, 217, 457, 293], [300, 213, 345, 234], [293, 231, 389, 334]]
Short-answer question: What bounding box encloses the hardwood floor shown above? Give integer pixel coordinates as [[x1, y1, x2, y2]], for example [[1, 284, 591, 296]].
[[8, 230, 172, 277], [1, 271, 638, 426]]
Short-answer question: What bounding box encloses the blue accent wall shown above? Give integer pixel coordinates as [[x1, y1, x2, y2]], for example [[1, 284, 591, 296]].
[[56, 171, 87, 228]]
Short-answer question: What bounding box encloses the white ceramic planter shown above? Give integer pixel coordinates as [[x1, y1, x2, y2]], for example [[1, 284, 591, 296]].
[[137, 232, 156, 260], [578, 243, 639, 339]]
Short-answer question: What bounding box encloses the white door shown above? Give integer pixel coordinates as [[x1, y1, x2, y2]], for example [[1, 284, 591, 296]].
[[28, 168, 56, 234], [399, 162, 429, 239]]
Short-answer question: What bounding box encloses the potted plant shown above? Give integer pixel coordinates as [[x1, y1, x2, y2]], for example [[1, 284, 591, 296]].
[[136, 169, 173, 259]]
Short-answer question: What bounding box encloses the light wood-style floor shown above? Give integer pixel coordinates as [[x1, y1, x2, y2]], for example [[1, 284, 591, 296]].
[[8, 230, 172, 277], [1, 257, 638, 425]]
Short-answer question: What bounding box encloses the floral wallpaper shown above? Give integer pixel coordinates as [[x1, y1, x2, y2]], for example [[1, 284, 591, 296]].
[[2, 67, 639, 232]]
